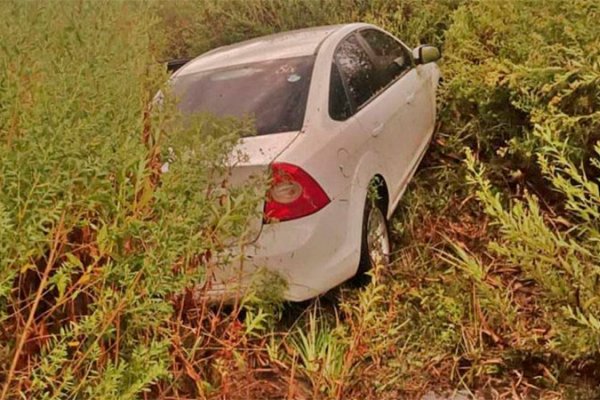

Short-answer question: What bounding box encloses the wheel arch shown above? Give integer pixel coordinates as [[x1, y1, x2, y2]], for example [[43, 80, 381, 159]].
[[370, 174, 390, 217]]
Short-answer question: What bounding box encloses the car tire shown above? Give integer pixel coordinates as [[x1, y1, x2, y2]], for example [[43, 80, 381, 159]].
[[353, 193, 391, 285]]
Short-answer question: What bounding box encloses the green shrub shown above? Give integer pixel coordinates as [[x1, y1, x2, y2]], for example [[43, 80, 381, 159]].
[[156, 0, 464, 59], [423, 0, 600, 393], [441, 0, 600, 166], [0, 2, 263, 398]]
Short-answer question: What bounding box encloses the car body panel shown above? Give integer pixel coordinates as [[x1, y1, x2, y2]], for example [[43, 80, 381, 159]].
[[228, 131, 300, 170], [354, 64, 433, 214], [174, 25, 341, 77], [209, 196, 362, 301]]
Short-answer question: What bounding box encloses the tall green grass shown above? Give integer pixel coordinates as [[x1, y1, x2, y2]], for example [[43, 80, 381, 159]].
[[0, 1, 262, 398], [156, 0, 463, 59]]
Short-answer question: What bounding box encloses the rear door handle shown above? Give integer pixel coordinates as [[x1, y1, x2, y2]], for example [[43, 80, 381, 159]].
[[371, 123, 384, 137], [406, 92, 415, 104]]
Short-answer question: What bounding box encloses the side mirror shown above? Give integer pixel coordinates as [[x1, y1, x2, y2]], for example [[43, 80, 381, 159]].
[[413, 45, 441, 65]]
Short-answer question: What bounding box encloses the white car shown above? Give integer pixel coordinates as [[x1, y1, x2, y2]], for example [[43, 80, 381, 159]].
[[170, 23, 441, 301]]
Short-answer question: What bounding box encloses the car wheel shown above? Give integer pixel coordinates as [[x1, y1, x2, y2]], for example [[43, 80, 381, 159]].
[[355, 194, 391, 283]]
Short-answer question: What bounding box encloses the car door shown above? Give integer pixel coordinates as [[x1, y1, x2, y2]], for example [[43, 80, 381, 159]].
[[327, 33, 378, 193], [353, 28, 432, 206]]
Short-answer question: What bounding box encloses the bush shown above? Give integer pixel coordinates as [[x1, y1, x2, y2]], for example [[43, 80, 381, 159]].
[[0, 2, 262, 398], [407, 0, 600, 394], [156, 0, 464, 59], [444, 0, 600, 362]]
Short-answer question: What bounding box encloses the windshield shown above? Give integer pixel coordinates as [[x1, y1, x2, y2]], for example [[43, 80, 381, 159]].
[[171, 56, 315, 135]]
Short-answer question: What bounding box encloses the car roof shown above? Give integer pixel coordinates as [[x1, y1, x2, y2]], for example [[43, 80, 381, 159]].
[[175, 24, 367, 77]]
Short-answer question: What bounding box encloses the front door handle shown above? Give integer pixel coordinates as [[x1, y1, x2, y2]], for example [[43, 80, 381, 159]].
[[371, 123, 384, 137], [406, 92, 415, 104]]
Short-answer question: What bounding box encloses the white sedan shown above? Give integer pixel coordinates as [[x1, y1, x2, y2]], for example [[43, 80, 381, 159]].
[[170, 23, 441, 301]]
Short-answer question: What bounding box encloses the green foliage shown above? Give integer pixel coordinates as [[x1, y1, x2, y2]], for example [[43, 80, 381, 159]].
[[385, 0, 600, 395], [156, 0, 464, 59], [402, 0, 600, 395], [448, 0, 600, 361], [3, 0, 600, 398], [0, 1, 265, 398], [441, 0, 600, 164], [287, 305, 347, 394]]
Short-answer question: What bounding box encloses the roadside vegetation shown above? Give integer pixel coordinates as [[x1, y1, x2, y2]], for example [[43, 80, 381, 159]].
[[1, 0, 599, 399]]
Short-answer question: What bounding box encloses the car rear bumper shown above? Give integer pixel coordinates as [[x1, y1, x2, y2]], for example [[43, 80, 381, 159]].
[[204, 197, 361, 302]]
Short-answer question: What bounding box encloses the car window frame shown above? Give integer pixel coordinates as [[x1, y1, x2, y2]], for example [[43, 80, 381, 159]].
[[328, 28, 416, 122]]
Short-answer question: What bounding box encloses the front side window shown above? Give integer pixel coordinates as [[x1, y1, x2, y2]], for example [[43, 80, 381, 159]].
[[359, 29, 412, 89], [171, 56, 315, 135], [333, 34, 377, 109]]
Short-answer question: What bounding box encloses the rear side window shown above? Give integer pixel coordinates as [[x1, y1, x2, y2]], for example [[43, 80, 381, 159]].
[[329, 63, 352, 121], [360, 29, 413, 88], [333, 34, 377, 109]]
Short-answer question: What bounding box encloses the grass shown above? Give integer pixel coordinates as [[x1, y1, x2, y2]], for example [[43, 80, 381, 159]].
[[1, 0, 599, 399]]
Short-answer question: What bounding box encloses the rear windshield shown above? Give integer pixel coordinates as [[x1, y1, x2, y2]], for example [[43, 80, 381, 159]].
[[171, 56, 315, 135]]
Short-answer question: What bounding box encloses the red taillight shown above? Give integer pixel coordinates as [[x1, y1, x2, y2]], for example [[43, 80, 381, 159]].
[[264, 162, 330, 222]]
